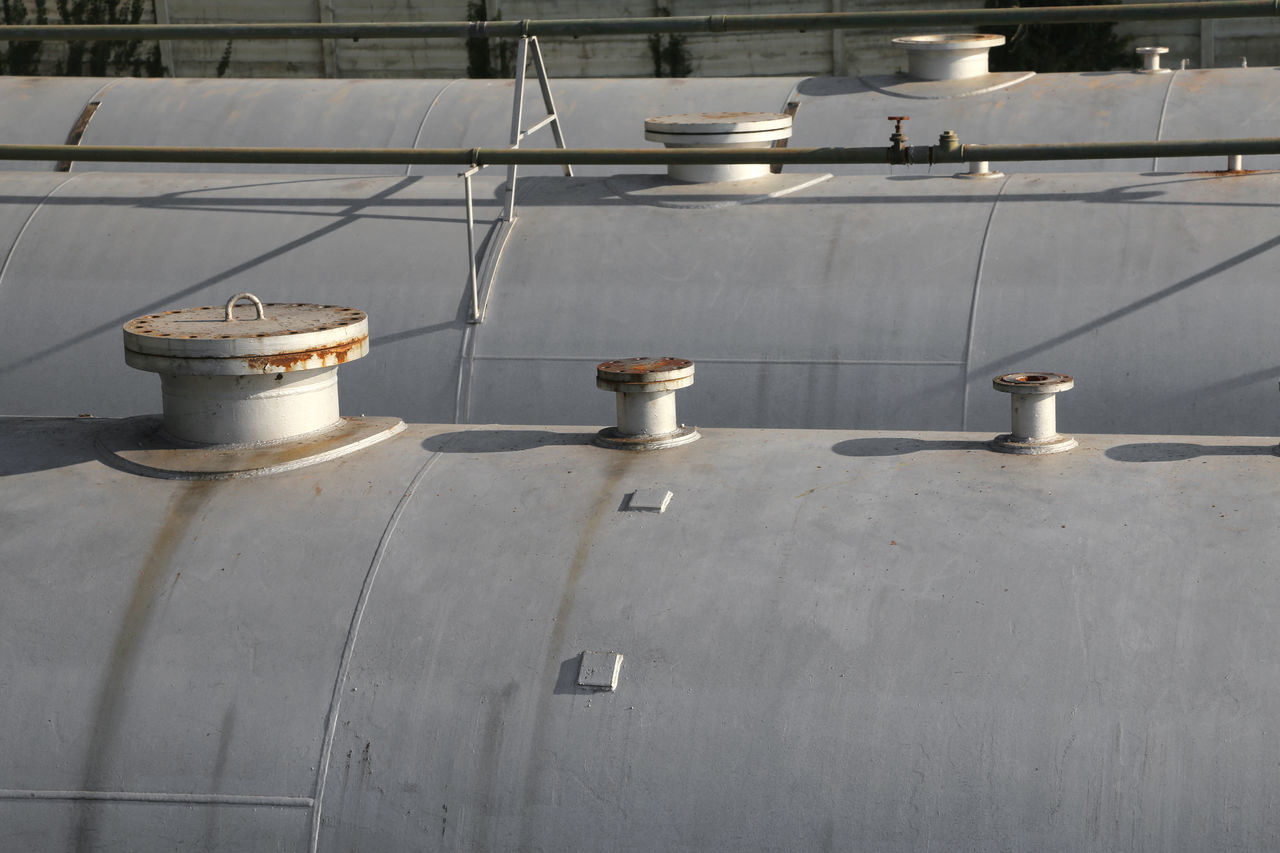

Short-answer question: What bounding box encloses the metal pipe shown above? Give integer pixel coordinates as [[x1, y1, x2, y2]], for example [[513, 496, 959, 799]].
[[959, 138, 1280, 162], [990, 372, 1077, 455], [0, 143, 890, 166], [3, 137, 1280, 168], [0, 1, 1276, 42]]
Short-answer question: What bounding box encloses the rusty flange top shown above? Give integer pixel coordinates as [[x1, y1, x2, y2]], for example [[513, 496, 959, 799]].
[[892, 33, 1005, 49], [992, 372, 1074, 394], [124, 294, 369, 376], [597, 356, 695, 392], [644, 112, 792, 136]]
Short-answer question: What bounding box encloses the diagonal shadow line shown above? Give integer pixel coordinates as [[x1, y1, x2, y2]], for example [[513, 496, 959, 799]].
[[131, 204, 471, 226], [4, 177, 425, 376], [1165, 363, 1280, 400], [969, 231, 1280, 381]]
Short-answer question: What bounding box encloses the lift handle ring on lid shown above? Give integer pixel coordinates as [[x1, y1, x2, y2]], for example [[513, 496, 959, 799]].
[[224, 292, 267, 322]]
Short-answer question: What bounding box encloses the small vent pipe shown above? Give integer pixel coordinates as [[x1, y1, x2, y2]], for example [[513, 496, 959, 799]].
[[989, 372, 1077, 455], [595, 357, 699, 450], [1136, 45, 1171, 72]]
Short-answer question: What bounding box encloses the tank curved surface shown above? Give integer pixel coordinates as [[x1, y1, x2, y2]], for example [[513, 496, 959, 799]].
[[791, 67, 1280, 173], [3, 415, 1278, 851], [0, 76, 804, 178], [2, 66, 1280, 176], [0, 168, 1276, 436], [0, 77, 115, 171]]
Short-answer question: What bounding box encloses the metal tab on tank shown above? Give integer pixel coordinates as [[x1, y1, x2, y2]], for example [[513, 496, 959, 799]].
[[626, 489, 673, 513], [577, 652, 623, 691]]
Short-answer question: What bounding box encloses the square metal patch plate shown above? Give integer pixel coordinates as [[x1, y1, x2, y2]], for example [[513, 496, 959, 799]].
[[577, 651, 624, 690]]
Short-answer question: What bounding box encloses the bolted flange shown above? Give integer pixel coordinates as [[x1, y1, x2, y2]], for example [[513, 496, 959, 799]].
[[595, 356, 700, 451], [1135, 46, 1171, 73], [989, 372, 1077, 455], [955, 159, 1004, 180]]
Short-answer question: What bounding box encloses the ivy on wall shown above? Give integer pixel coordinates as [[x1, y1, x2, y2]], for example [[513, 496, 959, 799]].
[[1, 0, 164, 76], [983, 0, 1138, 72]]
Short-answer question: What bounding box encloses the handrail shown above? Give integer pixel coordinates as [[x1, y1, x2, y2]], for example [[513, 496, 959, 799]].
[[0, 1, 1277, 42], [0, 137, 1278, 167]]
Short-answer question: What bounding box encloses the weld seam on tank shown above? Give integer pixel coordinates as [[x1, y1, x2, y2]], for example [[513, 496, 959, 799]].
[[0, 789, 314, 807], [309, 448, 446, 852]]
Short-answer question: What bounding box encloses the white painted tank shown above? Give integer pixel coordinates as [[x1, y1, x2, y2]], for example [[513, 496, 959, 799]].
[[2, 410, 1278, 850], [0, 168, 1275, 437], [2, 61, 1279, 176]]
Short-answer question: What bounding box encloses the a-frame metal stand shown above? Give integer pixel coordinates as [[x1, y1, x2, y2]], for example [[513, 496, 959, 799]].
[[462, 35, 571, 323]]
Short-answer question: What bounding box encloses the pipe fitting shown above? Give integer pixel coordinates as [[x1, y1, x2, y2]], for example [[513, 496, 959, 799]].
[[989, 372, 1077, 455], [955, 159, 1004, 179], [595, 357, 699, 451], [1136, 46, 1171, 73], [1227, 153, 1244, 171]]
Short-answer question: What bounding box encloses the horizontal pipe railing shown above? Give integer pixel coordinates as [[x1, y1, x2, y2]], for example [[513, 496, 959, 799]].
[[0, 138, 1277, 167], [963, 139, 1280, 161], [0, 1, 1277, 41], [0, 144, 887, 166]]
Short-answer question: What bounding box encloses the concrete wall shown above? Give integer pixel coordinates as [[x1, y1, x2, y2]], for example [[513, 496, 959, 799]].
[[149, 1, 1280, 79], [12, 1, 1280, 78]]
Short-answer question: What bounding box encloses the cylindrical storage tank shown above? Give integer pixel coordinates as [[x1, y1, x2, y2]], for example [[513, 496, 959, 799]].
[[0, 76, 804, 178], [2, 415, 1279, 850], [0, 169, 1278, 436], [3, 64, 1280, 175]]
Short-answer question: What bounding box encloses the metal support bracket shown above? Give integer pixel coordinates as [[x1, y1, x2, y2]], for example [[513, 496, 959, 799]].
[[461, 34, 570, 324], [504, 34, 572, 221]]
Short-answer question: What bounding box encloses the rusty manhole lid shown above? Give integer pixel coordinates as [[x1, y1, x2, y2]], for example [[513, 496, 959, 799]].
[[644, 112, 792, 136], [596, 356, 695, 392], [124, 294, 367, 359], [124, 293, 369, 375]]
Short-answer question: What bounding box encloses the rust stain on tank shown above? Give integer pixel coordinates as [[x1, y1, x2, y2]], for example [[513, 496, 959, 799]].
[[597, 356, 692, 374], [245, 336, 367, 372], [1189, 169, 1268, 177], [75, 480, 216, 847]]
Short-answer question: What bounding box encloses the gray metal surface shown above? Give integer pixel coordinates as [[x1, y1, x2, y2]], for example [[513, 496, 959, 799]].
[[4, 67, 1280, 176], [3, 415, 1279, 850], [42, 76, 802, 178], [792, 67, 1280, 173], [0, 171, 497, 422], [1, 169, 1278, 436], [74, 77, 455, 175], [0, 77, 113, 172]]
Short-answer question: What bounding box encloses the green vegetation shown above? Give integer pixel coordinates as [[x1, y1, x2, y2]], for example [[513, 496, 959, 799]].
[[984, 0, 1138, 73], [466, 0, 513, 78], [1, 0, 164, 76], [648, 4, 691, 77]]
